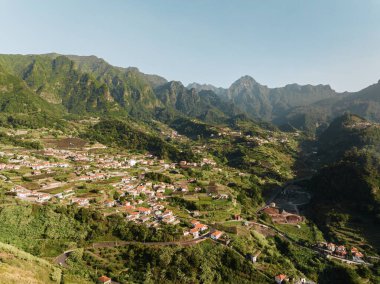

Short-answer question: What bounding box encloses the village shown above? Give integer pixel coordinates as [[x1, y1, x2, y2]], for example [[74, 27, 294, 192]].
[[0, 136, 236, 246], [0, 130, 375, 284]]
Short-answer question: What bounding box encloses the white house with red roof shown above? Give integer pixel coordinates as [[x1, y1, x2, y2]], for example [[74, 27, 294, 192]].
[[211, 230, 223, 240]]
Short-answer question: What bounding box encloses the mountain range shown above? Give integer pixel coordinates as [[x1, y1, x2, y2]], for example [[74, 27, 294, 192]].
[[0, 53, 379, 133]]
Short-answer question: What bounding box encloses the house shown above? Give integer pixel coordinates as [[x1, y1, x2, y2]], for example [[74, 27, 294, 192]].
[[156, 192, 165, 200], [179, 161, 187, 167], [351, 248, 364, 261], [327, 243, 336, 252], [128, 159, 137, 166], [190, 220, 200, 227], [162, 215, 176, 224], [194, 223, 208, 232], [192, 211, 201, 217], [137, 207, 151, 215], [98, 275, 111, 284], [275, 274, 287, 284], [352, 251, 364, 262], [126, 211, 139, 220], [71, 198, 89, 207], [140, 216, 151, 223], [211, 230, 223, 240], [189, 228, 199, 238], [335, 245, 347, 257], [37, 193, 52, 203], [161, 210, 173, 218], [11, 187, 32, 198], [234, 214, 242, 221], [351, 247, 359, 254], [247, 250, 261, 263], [104, 200, 116, 207]]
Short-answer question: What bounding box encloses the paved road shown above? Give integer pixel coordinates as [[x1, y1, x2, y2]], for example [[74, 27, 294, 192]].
[[54, 249, 74, 267]]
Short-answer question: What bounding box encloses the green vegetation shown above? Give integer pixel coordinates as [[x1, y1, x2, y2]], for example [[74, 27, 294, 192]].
[[82, 119, 197, 161], [65, 240, 271, 283], [0, 203, 182, 257], [0, 242, 61, 283], [0, 131, 43, 149], [308, 114, 380, 259], [0, 54, 379, 283]]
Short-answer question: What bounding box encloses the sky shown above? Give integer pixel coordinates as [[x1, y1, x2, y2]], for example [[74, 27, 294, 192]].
[[1, 0, 380, 92]]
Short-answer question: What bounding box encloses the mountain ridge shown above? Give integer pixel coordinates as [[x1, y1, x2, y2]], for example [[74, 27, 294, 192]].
[[1, 53, 380, 133]]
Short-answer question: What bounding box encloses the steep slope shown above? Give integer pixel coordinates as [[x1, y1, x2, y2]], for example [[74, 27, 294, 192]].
[[0, 54, 163, 118], [82, 118, 196, 161], [0, 242, 61, 284], [65, 54, 168, 88], [65, 54, 165, 116], [224, 76, 272, 120], [317, 113, 380, 162], [189, 76, 341, 125], [308, 114, 380, 250], [187, 82, 227, 96], [155, 81, 241, 124], [0, 63, 66, 128], [333, 80, 380, 122], [4, 53, 380, 135], [275, 81, 380, 133], [0, 54, 119, 114]]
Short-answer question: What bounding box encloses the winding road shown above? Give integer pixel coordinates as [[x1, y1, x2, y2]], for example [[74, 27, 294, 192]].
[[54, 233, 209, 267]]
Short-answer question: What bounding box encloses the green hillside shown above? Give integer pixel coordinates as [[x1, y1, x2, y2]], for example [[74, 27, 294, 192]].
[[0, 242, 61, 284], [0, 63, 66, 129], [308, 114, 380, 253]]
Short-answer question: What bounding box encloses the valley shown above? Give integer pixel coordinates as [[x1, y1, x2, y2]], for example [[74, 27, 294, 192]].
[[0, 54, 379, 284]]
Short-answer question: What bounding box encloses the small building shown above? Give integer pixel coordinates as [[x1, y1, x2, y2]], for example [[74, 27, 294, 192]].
[[211, 230, 223, 240], [189, 228, 199, 238], [335, 245, 347, 257], [104, 200, 116, 207], [98, 275, 111, 284], [275, 274, 287, 284], [352, 251, 364, 262], [194, 223, 208, 232], [162, 210, 173, 218], [327, 243, 336, 252], [137, 207, 151, 215], [233, 214, 242, 221], [192, 211, 201, 217], [247, 250, 261, 263], [190, 220, 200, 227]]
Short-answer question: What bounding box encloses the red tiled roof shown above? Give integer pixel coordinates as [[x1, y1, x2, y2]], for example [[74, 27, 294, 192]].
[[275, 274, 287, 281], [98, 275, 111, 283], [211, 230, 223, 237], [137, 207, 150, 212], [190, 228, 199, 233], [194, 223, 207, 229], [351, 247, 359, 253]]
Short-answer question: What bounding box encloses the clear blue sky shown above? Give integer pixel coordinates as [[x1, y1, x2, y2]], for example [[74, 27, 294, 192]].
[[1, 0, 380, 92]]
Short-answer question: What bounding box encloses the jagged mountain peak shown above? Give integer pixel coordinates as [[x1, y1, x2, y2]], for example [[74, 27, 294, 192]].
[[231, 75, 260, 88]]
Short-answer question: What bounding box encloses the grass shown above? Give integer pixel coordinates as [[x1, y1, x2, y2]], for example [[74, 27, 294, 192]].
[[0, 242, 61, 284], [61, 274, 93, 284], [276, 222, 325, 243]]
